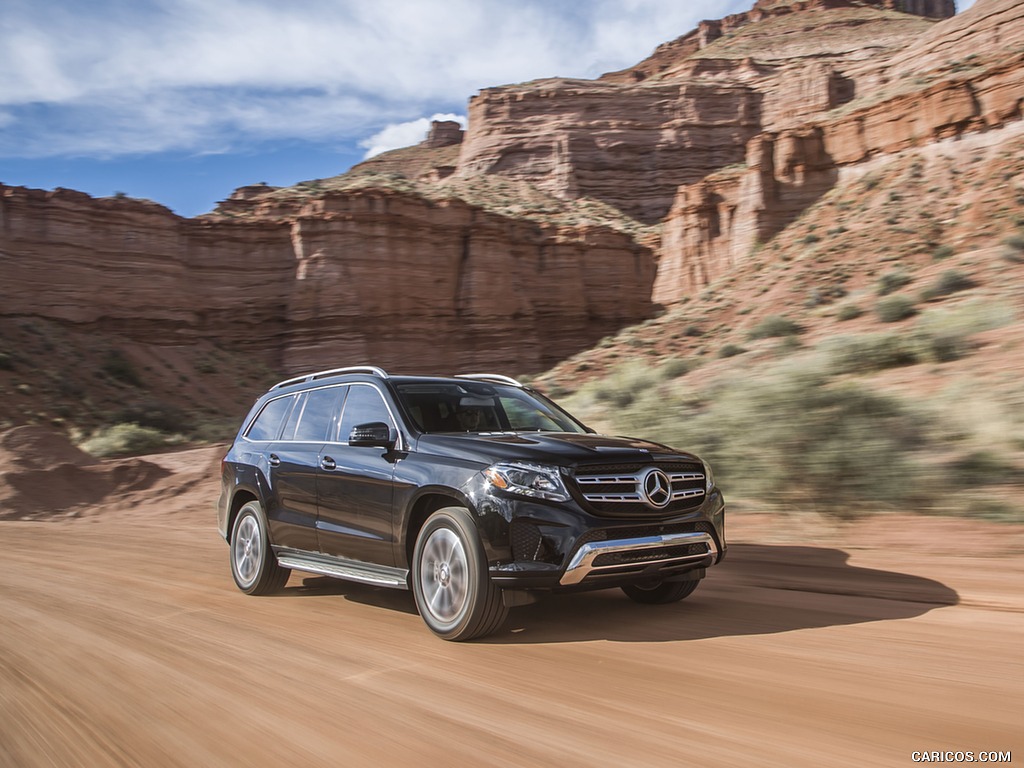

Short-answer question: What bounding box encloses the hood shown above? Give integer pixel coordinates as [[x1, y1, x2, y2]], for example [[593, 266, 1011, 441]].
[[414, 431, 702, 467]]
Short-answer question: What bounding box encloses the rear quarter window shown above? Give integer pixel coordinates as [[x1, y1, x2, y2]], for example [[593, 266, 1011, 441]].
[[245, 395, 295, 441]]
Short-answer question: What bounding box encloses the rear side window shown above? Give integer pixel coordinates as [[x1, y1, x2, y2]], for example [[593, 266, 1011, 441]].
[[245, 395, 295, 441], [289, 386, 345, 442]]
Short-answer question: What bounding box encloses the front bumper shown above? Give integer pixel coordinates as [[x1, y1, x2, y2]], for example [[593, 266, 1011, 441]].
[[483, 488, 726, 591]]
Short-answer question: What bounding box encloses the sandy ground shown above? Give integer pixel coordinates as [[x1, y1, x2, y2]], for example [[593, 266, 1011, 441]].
[[1, 443, 1022, 767]]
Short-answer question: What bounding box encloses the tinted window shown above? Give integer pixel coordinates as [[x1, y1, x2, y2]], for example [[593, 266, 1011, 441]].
[[245, 395, 295, 441], [338, 385, 393, 442], [292, 387, 345, 442], [394, 383, 587, 434]]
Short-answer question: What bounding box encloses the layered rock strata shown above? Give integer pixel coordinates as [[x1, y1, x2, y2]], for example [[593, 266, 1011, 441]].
[[0, 184, 654, 375]]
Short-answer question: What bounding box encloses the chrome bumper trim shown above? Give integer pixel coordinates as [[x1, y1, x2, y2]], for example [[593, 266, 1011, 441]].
[[559, 531, 717, 586]]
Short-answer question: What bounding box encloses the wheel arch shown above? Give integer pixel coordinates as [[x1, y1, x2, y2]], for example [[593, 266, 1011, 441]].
[[227, 489, 260, 542], [401, 488, 476, 570]]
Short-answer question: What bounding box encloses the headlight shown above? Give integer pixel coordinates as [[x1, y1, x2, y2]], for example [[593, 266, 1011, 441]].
[[704, 461, 715, 492], [483, 462, 570, 502]]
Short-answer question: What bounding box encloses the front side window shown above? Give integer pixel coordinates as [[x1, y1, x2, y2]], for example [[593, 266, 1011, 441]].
[[395, 382, 587, 434], [338, 385, 394, 442]]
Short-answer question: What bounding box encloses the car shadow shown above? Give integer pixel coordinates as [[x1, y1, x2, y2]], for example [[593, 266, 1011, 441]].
[[273, 543, 960, 642], [283, 575, 420, 616], [482, 543, 960, 644]]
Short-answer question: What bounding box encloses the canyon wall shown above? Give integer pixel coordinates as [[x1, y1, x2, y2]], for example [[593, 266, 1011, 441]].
[[0, 184, 654, 375]]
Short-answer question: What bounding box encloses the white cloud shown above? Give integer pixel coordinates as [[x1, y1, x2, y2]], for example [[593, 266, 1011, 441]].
[[0, 0, 753, 158], [359, 113, 467, 159]]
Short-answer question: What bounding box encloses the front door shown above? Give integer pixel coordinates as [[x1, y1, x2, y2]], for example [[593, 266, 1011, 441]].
[[316, 383, 398, 566]]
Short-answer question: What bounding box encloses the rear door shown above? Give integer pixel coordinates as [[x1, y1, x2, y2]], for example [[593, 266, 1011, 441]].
[[316, 383, 399, 565], [265, 385, 345, 552]]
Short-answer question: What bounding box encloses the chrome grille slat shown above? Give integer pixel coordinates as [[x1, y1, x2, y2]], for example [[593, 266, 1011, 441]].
[[574, 462, 707, 516]]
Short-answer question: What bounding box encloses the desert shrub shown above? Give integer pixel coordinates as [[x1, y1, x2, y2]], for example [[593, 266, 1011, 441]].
[[876, 295, 917, 323], [912, 300, 1015, 363], [932, 244, 955, 261], [719, 344, 747, 358], [824, 332, 920, 374], [836, 303, 864, 321], [876, 269, 912, 296], [747, 315, 802, 340], [79, 423, 179, 458], [633, 366, 930, 517], [920, 270, 976, 301], [101, 350, 142, 386], [590, 362, 660, 408], [0, 352, 14, 371], [946, 451, 1024, 486], [114, 400, 191, 433], [660, 357, 690, 379]]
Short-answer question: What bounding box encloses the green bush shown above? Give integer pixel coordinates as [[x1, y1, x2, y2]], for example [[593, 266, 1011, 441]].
[[590, 363, 661, 408], [877, 270, 912, 296], [747, 315, 802, 340], [719, 344, 747, 358], [921, 270, 976, 301], [836, 304, 863, 321], [101, 350, 142, 386], [824, 332, 920, 374], [932, 244, 955, 260], [660, 357, 690, 379], [876, 295, 917, 323], [114, 400, 191, 433], [79, 423, 179, 458], [620, 366, 930, 517]]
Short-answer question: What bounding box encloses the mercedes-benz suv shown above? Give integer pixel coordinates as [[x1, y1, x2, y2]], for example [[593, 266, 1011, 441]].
[[217, 366, 726, 641]]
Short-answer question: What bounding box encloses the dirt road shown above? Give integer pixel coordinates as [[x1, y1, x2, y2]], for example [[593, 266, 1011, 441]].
[[1, 445, 1021, 767]]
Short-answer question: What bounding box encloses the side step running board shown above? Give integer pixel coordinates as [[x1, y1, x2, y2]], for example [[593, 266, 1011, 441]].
[[275, 550, 410, 590]]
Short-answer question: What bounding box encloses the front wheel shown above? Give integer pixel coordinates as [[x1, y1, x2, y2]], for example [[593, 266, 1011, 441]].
[[622, 578, 700, 605], [230, 501, 290, 595], [412, 507, 508, 641]]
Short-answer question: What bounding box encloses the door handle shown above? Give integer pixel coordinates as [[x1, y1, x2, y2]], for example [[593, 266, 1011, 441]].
[[320, 456, 337, 471], [268, 454, 281, 467]]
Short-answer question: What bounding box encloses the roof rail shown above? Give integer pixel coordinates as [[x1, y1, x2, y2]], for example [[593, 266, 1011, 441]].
[[271, 365, 389, 390], [455, 373, 524, 387]]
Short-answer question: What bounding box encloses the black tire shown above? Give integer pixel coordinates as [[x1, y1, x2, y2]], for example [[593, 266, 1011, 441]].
[[622, 578, 700, 605], [229, 501, 290, 595], [411, 507, 508, 641]]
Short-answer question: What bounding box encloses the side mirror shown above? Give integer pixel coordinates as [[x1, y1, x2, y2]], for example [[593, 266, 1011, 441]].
[[348, 422, 396, 449]]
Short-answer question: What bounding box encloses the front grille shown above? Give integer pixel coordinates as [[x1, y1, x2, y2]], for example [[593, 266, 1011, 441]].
[[573, 461, 706, 516]]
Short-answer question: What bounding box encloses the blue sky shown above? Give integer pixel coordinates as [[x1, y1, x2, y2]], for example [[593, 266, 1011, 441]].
[[0, 0, 976, 218]]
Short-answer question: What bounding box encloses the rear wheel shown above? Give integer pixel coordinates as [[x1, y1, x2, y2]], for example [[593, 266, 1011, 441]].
[[622, 578, 700, 605], [230, 501, 290, 595], [412, 507, 508, 641]]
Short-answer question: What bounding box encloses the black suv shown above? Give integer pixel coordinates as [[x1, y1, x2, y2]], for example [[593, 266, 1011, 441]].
[[217, 366, 726, 640]]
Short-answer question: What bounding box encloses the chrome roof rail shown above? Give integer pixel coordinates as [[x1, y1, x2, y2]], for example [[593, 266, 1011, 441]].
[[454, 373, 524, 387], [271, 365, 389, 390]]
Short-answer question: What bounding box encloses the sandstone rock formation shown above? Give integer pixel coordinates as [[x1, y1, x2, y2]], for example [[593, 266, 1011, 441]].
[[0, 181, 654, 378]]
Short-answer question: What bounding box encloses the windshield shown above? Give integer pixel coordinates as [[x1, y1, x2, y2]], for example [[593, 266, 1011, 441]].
[[394, 382, 588, 434]]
